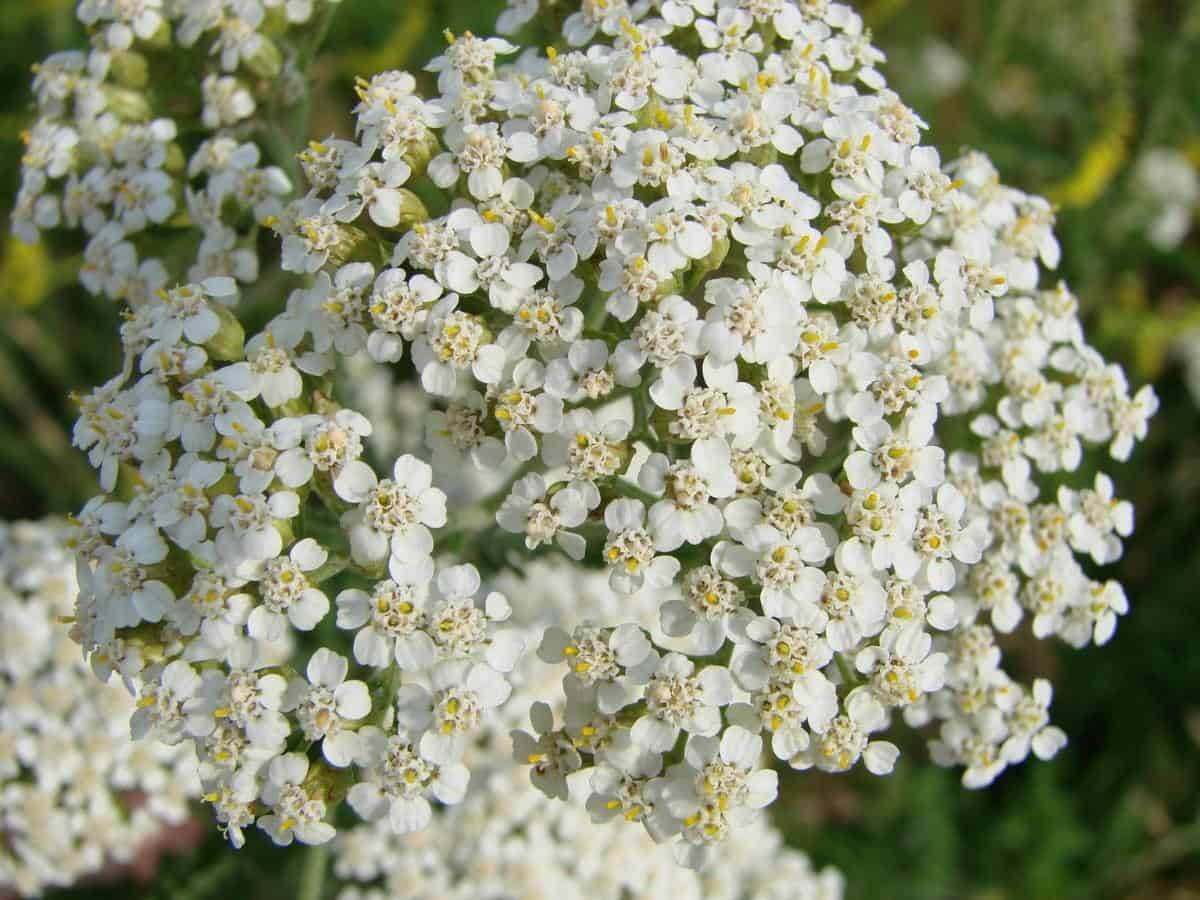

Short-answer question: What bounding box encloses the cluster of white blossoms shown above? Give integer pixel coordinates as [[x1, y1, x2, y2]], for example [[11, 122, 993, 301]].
[[10, 0, 344, 301], [64, 271, 526, 847], [0, 520, 198, 898], [20, 0, 1158, 875], [332, 558, 844, 900]]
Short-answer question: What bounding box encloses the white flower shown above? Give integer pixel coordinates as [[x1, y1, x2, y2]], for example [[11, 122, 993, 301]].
[[844, 409, 945, 491], [348, 728, 470, 833], [304, 263, 373, 355], [309, 411, 375, 496], [855, 623, 947, 709], [287, 648, 371, 767], [366, 267, 441, 362], [700, 277, 801, 365], [661, 552, 748, 656], [669, 725, 779, 862], [345, 454, 446, 570], [246, 538, 331, 641], [496, 473, 590, 560], [394, 659, 511, 764], [541, 409, 631, 488], [796, 687, 899, 776], [211, 490, 300, 565], [258, 753, 336, 846], [412, 299, 507, 395], [511, 701, 583, 801], [539, 623, 655, 713], [1060, 473, 1133, 565], [999, 679, 1067, 767], [492, 359, 565, 462], [131, 659, 209, 743], [640, 439, 737, 552], [603, 499, 681, 594], [631, 654, 734, 753]]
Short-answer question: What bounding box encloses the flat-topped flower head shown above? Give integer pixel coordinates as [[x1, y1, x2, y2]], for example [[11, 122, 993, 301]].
[[36, 0, 1153, 867]]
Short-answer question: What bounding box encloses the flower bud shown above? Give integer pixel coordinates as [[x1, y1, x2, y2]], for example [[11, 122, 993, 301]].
[[245, 37, 283, 80], [403, 131, 440, 176], [163, 142, 186, 174], [109, 51, 148, 89], [204, 303, 246, 362], [391, 188, 430, 230], [103, 86, 151, 121]]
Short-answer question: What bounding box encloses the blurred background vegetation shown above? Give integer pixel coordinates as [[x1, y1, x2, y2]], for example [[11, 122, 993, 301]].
[[1, 0, 1198, 897]]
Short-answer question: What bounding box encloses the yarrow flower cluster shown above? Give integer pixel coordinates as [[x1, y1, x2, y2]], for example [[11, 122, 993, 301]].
[[0, 521, 198, 898], [332, 557, 844, 899], [66, 277, 526, 845], [11, 0, 342, 301], [19, 0, 1156, 874]]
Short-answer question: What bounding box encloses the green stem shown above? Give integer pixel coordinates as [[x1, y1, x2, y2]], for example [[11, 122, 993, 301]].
[[298, 842, 329, 900], [834, 652, 861, 688], [260, 0, 340, 182], [608, 477, 659, 506]]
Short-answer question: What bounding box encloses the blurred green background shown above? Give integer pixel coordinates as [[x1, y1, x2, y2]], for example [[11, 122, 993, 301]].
[[1, 0, 1198, 897]]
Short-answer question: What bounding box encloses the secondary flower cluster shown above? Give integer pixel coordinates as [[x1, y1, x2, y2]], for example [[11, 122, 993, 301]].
[[66, 274, 526, 848], [0, 520, 198, 898], [11, 0, 340, 301], [37, 0, 1155, 874], [332, 557, 845, 900]]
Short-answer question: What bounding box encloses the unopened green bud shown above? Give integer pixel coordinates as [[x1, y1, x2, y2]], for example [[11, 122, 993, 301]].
[[393, 188, 430, 230], [109, 51, 148, 89], [685, 235, 730, 292], [273, 517, 294, 550], [204, 302, 246, 362], [164, 143, 186, 174], [742, 144, 779, 168], [143, 20, 173, 49], [278, 395, 312, 419], [245, 37, 283, 80], [104, 86, 151, 122], [404, 131, 440, 176]]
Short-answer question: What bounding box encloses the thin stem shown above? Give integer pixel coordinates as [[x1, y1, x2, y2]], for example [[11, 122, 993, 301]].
[[260, 1, 340, 181], [298, 842, 329, 900], [608, 477, 659, 506], [834, 652, 861, 688]]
